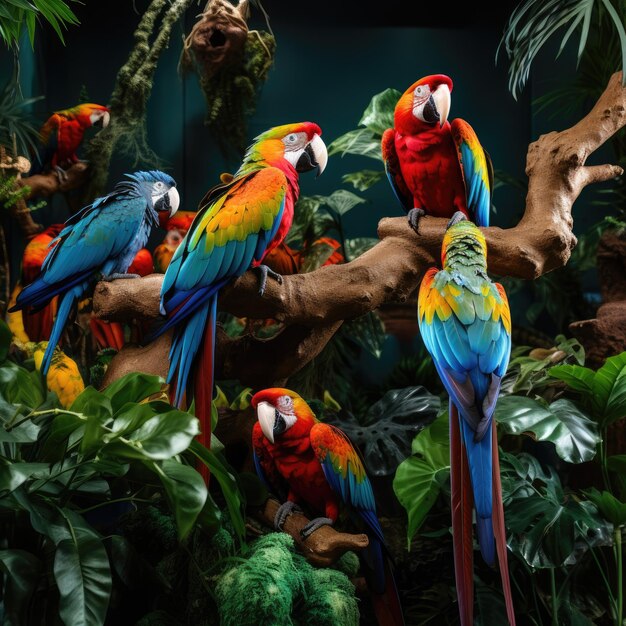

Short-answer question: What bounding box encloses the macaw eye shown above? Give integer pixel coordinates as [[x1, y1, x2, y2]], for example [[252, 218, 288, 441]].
[[154, 181, 165, 190], [277, 395, 294, 412], [285, 134, 297, 144], [416, 87, 422, 94]]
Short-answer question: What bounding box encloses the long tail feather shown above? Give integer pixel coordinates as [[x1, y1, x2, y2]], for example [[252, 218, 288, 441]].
[[492, 423, 516, 625], [451, 403, 475, 626], [42, 290, 76, 375], [368, 546, 404, 626], [193, 295, 217, 484]]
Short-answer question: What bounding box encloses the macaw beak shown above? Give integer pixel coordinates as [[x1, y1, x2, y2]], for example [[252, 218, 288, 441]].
[[432, 84, 451, 128], [296, 134, 328, 177], [90, 111, 110, 128], [154, 187, 180, 216], [257, 401, 276, 443], [167, 187, 180, 216]]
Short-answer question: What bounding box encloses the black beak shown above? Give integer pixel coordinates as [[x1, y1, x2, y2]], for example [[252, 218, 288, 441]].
[[295, 143, 319, 175], [154, 192, 171, 213], [422, 95, 441, 125], [273, 409, 287, 439]]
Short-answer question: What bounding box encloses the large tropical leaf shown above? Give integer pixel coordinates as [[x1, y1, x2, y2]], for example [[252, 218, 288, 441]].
[[342, 169, 385, 191], [0, 549, 42, 626], [393, 411, 450, 543], [584, 488, 626, 525], [495, 395, 599, 463]]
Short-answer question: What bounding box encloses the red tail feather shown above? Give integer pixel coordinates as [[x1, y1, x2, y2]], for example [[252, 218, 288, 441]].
[[450, 404, 475, 626], [371, 558, 405, 626], [193, 315, 215, 485], [492, 424, 516, 625]]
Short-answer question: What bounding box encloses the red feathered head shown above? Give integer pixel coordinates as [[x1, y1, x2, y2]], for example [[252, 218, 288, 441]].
[[251, 388, 316, 443], [394, 74, 453, 134]]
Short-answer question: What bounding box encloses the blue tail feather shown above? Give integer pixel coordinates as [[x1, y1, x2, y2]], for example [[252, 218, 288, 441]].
[[41, 288, 79, 375], [476, 515, 495, 567]]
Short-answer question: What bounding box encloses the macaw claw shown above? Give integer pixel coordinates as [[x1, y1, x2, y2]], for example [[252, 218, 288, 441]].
[[408, 207, 426, 235], [254, 264, 283, 296], [447, 211, 467, 229], [54, 166, 69, 183], [300, 516, 334, 539], [274, 501, 303, 530], [101, 272, 141, 282]]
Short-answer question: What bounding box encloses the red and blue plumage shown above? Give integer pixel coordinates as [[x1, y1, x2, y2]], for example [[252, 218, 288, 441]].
[[251, 388, 403, 626], [155, 123, 327, 470], [417, 218, 515, 625], [382, 74, 492, 228], [11, 171, 179, 374]]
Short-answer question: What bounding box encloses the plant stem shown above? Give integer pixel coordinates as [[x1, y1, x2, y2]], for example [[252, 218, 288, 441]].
[[77, 495, 156, 515], [616, 527, 623, 626], [4, 407, 84, 431], [550, 568, 559, 626], [599, 435, 613, 493]]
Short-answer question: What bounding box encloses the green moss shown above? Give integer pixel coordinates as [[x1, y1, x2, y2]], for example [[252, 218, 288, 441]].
[[332, 550, 360, 579]]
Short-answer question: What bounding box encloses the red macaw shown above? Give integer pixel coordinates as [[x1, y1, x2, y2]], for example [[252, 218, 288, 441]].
[[252, 388, 404, 626], [382, 74, 492, 232], [153, 123, 327, 481], [33, 103, 110, 179], [417, 214, 515, 625], [20, 224, 63, 342], [154, 211, 196, 273]]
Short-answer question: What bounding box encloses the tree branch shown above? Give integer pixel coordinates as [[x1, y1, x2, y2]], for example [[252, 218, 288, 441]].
[[19, 162, 90, 200], [94, 72, 626, 388]]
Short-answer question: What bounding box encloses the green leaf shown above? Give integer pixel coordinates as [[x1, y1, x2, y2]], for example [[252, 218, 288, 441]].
[[299, 240, 336, 273], [549, 363, 595, 395], [0, 318, 12, 363], [0, 397, 39, 442], [343, 237, 378, 262], [0, 549, 42, 626], [40, 411, 85, 460], [102, 372, 164, 414], [54, 536, 111, 626], [593, 352, 626, 425], [3, 368, 44, 409], [358, 87, 400, 134], [150, 460, 207, 539], [0, 462, 49, 493], [323, 189, 366, 217], [111, 403, 159, 435], [70, 387, 112, 422], [501, 453, 612, 568], [495, 396, 599, 463], [342, 169, 385, 191], [190, 441, 246, 541], [327, 128, 383, 161], [109, 410, 199, 460], [393, 411, 450, 543], [584, 488, 626, 525]]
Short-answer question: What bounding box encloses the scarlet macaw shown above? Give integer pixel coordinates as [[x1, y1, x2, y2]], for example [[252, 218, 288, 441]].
[[11, 171, 179, 374], [417, 214, 515, 625], [382, 75, 492, 231], [252, 388, 404, 626], [33, 103, 110, 179], [155, 123, 327, 465]]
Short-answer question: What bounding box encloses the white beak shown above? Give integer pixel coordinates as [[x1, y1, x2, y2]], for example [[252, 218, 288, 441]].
[[432, 84, 451, 128], [101, 111, 110, 128], [257, 401, 276, 443], [309, 134, 328, 176], [168, 187, 180, 216]]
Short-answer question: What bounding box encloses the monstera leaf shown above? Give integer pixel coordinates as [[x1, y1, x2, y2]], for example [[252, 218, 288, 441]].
[[326, 386, 440, 477], [495, 396, 599, 463], [501, 453, 612, 568]]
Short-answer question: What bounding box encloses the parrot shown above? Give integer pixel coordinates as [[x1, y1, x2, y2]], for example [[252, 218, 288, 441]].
[[381, 74, 492, 232], [33, 341, 85, 408], [19, 224, 64, 342], [154, 211, 197, 273], [33, 103, 110, 179], [154, 122, 327, 468], [251, 388, 404, 626], [417, 213, 515, 626], [10, 170, 179, 375]]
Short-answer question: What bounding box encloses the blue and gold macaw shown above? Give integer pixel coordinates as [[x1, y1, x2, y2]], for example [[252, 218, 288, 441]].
[[153, 123, 327, 472], [11, 171, 179, 374], [417, 214, 515, 626], [382, 74, 492, 232]]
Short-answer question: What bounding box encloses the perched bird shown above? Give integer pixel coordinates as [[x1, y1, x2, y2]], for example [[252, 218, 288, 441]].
[[33, 342, 84, 408], [11, 171, 179, 375], [128, 248, 154, 277], [153, 212, 196, 274], [19, 224, 64, 342], [252, 388, 404, 626], [417, 214, 515, 626], [382, 74, 492, 231], [33, 103, 110, 179], [155, 122, 327, 465]]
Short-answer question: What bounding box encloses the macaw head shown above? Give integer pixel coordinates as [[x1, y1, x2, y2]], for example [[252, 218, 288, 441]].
[[251, 388, 316, 443], [126, 170, 180, 217], [242, 122, 328, 178], [69, 103, 110, 129], [441, 215, 487, 269], [394, 74, 453, 134]]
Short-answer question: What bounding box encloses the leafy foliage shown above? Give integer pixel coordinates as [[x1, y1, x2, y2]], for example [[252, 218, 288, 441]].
[[0, 80, 43, 157], [498, 0, 626, 99], [0, 0, 80, 50]]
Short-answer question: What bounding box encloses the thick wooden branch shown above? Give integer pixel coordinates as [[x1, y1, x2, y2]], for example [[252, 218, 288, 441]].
[[19, 162, 90, 200], [255, 498, 369, 567], [94, 72, 626, 387]]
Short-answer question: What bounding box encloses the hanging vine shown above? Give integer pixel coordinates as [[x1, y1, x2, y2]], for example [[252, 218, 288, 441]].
[[83, 0, 194, 202], [180, 0, 275, 155]]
